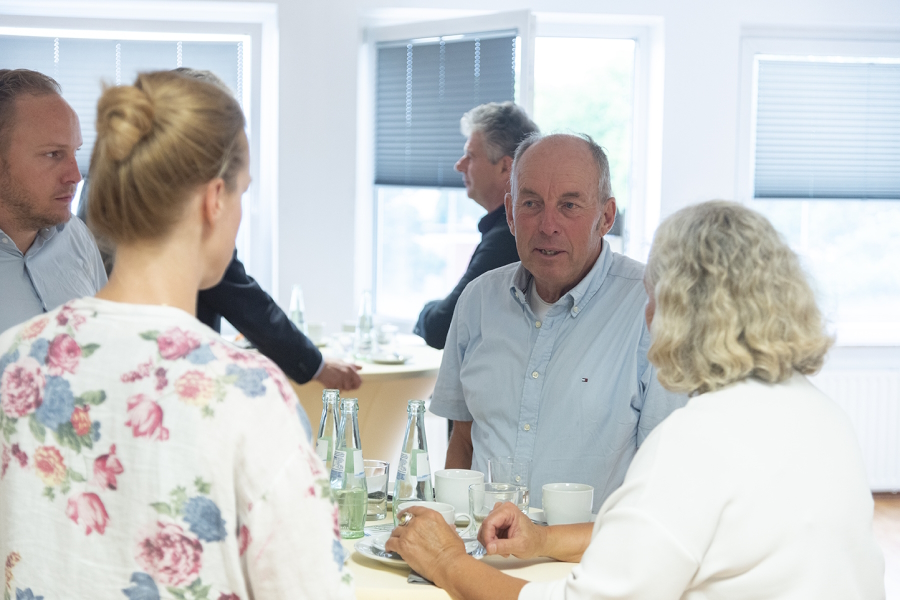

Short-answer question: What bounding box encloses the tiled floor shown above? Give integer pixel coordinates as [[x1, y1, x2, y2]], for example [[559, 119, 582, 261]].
[[874, 493, 900, 599]]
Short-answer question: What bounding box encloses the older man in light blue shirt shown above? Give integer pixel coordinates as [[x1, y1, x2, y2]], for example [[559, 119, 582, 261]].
[[431, 133, 686, 511], [0, 69, 106, 334]]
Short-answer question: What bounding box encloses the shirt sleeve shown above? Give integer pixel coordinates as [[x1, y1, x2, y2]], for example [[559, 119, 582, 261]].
[[71, 216, 108, 291], [414, 224, 519, 350], [632, 321, 688, 446], [428, 287, 475, 423], [197, 253, 323, 384]]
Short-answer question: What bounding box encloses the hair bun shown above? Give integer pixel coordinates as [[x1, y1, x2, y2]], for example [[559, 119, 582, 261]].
[[95, 85, 155, 162]]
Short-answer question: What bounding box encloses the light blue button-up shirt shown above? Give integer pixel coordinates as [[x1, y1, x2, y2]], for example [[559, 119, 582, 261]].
[[430, 240, 688, 511], [0, 216, 107, 335]]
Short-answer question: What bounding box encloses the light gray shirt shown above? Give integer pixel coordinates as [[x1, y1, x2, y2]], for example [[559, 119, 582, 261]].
[[0, 216, 107, 335], [430, 239, 688, 511]]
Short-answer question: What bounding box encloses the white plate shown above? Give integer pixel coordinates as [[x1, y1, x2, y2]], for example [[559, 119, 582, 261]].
[[354, 532, 483, 567], [370, 353, 407, 365]]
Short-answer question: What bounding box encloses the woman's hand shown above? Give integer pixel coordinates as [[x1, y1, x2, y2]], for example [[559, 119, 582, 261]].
[[477, 501, 546, 558], [385, 506, 471, 585]]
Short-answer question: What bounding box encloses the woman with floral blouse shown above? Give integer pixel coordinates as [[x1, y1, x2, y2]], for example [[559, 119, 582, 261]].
[[0, 71, 354, 599]]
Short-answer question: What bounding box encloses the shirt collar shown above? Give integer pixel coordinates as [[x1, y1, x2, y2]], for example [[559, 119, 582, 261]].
[[509, 238, 612, 317], [478, 205, 508, 234], [0, 222, 65, 257]]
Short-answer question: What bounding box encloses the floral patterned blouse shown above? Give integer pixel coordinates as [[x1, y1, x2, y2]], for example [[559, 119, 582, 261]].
[[0, 298, 354, 600]]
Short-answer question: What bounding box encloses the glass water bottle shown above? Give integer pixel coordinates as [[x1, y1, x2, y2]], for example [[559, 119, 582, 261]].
[[329, 398, 367, 539], [289, 284, 308, 335], [392, 399, 433, 524], [354, 290, 374, 358], [316, 389, 340, 471]]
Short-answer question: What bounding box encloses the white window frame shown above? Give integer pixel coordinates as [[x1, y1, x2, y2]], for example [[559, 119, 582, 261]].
[[0, 0, 279, 294], [736, 28, 900, 346], [358, 11, 665, 320]]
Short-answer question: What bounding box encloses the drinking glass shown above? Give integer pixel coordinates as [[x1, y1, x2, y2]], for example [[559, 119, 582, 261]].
[[468, 483, 527, 532], [488, 456, 532, 510], [364, 459, 389, 521]]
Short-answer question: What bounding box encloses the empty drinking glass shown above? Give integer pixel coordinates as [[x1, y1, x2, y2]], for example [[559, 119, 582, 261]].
[[488, 456, 532, 510], [469, 483, 527, 532]]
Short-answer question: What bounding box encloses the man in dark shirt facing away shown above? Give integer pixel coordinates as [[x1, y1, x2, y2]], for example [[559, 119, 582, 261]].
[[414, 102, 538, 349]]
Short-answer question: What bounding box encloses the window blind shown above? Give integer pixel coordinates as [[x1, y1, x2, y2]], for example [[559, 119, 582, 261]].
[[754, 58, 900, 200], [0, 36, 243, 174], [375, 31, 517, 188]]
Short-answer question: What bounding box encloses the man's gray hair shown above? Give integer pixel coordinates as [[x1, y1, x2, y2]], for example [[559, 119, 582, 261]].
[[511, 133, 614, 203], [460, 101, 539, 163], [0, 69, 62, 156]]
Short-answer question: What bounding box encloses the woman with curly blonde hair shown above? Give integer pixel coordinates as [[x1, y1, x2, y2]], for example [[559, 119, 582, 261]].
[[386, 200, 884, 600]]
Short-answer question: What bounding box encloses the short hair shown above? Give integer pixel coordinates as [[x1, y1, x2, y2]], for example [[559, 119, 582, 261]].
[[511, 133, 613, 204], [645, 200, 833, 396], [87, 70, 246, 244], [0, 69, 62, 156], [460, 102, 539, 162]]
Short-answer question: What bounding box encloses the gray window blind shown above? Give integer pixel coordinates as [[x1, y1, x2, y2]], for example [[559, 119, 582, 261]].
[[0, 36, 243, 174], [376, 31, 517, 187], [754, 58, 900, 200]]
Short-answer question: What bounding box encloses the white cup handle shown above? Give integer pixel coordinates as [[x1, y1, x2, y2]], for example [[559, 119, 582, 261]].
[[454, 512, 473, 535]]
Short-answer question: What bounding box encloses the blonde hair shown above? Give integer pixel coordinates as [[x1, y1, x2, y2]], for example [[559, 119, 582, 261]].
[[88, 70, 246, 243], [646, 200, 832, 396]]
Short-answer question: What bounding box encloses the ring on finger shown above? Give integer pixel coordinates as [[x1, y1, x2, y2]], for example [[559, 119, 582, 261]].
[[398, 512, 413, 526]]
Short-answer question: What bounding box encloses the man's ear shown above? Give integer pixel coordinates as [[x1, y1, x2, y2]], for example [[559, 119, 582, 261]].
[[201, 178, 227, 227], [505, 192, 515, 236], [599, 197, 617, 236], [499, 154, 513, 175]]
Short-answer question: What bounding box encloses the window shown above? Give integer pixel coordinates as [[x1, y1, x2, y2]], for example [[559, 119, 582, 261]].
[[738, 34, 900, 345], [363, 12, 663, 323]]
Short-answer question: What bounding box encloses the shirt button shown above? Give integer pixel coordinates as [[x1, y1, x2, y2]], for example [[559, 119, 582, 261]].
[[535, 320, 541, 328], [523, 424, 531, 431], [573, 306, 580, 314], [1, 238, 8, 243], [531, 371, 539, 379]]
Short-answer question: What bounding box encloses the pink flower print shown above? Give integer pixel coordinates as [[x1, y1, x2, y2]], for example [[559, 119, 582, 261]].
[[154, 367, 168, 392], [92, 444, 124, 490], [136, 521, 203, 587], [66, 492, 109, 535], [33, 446, 66, 486], [125, 395, 169, 441], [1, 446, 8, 479], [156, 328, 201, 360], [332, 503, 340, 540], [46, 334, 81, 376], [238, 525, 251, 557], [0, 356, 45, 418], [71, 405, 92, 436], [20, 317, 49, 340], [121, 359, 153, 383], [11, 444, 27, 468], [174, 371, 215, 407], [218, 595, 240, 600], [56, 304, 87, 330]]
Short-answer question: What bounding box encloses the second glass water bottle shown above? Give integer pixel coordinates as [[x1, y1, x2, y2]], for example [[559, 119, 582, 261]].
[[392, 399, 433, 524], [316, 389, 340, 472], [329, 398, 367, 539]]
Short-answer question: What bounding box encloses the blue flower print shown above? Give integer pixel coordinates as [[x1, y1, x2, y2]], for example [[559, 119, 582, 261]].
[[186, 345, 215, 365], [183, 496, 227, 542], [121, 572, 159, 600], [34, 376, 75, 430], [91, 420, 101, 442], [28, 339, 49, 365], [0, 348, 20, 375], [16, 589, 44, 600], [332, 539, 346, 570], [226, 365, 268, 397]]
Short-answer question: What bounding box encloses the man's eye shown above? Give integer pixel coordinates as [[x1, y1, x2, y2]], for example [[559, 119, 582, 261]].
[[564, 202, 576, 209]]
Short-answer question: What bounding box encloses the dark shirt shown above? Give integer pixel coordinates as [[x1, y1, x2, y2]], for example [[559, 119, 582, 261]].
[[414, 205, 520, 349], [197, 251, 323, 384]]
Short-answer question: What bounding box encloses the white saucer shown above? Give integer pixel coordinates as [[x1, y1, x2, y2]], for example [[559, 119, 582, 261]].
[[370, 353, 407, 365], [528, 509, 597, 525], [354, 532, 483, 567]]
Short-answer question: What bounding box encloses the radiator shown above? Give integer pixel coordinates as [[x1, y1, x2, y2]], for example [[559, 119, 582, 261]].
[[810, 369, 900, 491]]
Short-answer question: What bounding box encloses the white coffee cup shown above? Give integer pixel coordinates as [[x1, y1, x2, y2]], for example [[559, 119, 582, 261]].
[[397, 500, 473, 535], [435, 469, 484, 514], [541, 483, 594, 525]]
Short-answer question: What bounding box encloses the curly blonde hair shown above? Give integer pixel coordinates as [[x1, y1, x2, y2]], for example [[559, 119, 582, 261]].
[[645, 201, 832, 396]]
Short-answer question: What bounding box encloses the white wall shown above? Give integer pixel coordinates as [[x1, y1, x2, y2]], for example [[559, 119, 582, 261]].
[[236, 0, 900, 333]]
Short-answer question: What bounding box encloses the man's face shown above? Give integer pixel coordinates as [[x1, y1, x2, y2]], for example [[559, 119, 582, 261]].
[[0, 94, 83, 234], [454, 130, 509, 211], [506, 136, 616, 302]]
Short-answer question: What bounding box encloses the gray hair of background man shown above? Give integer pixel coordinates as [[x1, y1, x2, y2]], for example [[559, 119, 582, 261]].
[[511, 132, 614, 204], [460, 101, 539, 163], [0, 69, 62, 156]]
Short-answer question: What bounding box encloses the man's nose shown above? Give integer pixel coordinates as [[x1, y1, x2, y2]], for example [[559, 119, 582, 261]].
[[63, 155, 82, 186], [538, 205, 561, 235], [455, 156, 466, 173]]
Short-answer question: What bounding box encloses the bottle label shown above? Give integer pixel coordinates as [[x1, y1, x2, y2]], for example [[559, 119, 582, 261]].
[[331, 450, 346, 476], [396, 451, 410, 482], [353, 450, 365, 478], [415, 450, 430, 482], [316, 437, 332, 462]]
